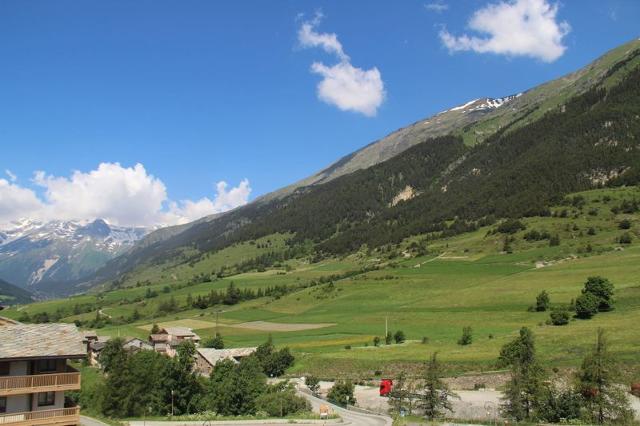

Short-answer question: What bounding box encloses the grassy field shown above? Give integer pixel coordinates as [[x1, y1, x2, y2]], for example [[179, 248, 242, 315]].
[[4, 187, 640, 379]]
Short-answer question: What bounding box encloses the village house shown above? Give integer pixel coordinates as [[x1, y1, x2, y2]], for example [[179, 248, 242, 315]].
[[194, 347, 256, 376], [84, 334, 153, 367], [122, 337, 153, 353], [0, 322, 86, 426], [84, 334, 110, 367], [149, 327, 201, 357]]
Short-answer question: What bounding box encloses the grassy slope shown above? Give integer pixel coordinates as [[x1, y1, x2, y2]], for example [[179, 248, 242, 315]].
[[4, 187, 640, 379]]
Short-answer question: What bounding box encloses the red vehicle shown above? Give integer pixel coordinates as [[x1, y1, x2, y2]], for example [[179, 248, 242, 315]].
[[379, 379, 393, 396]]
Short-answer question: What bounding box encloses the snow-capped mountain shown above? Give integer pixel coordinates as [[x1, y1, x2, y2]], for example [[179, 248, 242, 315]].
[[0, 219, 149, 294]]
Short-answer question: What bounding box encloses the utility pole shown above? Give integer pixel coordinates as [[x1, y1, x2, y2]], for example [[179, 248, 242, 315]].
[[215, 309, 222, 334], [385, 316, 388, 338]]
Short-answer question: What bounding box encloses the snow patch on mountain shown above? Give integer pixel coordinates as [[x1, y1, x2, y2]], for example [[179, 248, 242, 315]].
[[0, 219, 151, 290], [445, 93, 523, 114]]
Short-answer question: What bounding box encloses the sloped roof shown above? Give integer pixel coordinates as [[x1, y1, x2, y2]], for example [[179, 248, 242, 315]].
[[0, 316, 19, 326], [197, 347, 256, 367], [150, 333, 171, 342], [162, 327, 198, 337], [0, 323, 86, 360]]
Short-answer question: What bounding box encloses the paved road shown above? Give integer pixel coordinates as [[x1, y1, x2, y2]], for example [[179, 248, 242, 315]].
[[80, 415, 110, 426], [298, 390, 392, 426], [129, 421, 336, 426]]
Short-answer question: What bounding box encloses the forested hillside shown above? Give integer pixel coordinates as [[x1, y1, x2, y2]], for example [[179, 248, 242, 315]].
[[73, 43, 640, 294], [0, 278, 34, 305]]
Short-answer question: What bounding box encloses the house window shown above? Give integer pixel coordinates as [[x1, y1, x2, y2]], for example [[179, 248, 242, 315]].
[[0, 397, 6, 413], [37, 359, 57, 373], [0, 362, 9, 376], [37, 392, 56, 407]]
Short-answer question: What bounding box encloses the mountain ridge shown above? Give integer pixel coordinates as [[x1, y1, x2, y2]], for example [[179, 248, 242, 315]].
[[49, 38, 640, 295], [0, 218, 149, 294]]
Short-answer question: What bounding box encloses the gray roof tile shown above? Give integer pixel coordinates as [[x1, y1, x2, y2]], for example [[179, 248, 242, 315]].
[[0, 323, 86, 360]]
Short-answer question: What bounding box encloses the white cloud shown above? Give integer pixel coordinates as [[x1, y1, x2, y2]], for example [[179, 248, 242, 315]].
[[0, 178, 44, 224], [311, 62, 385, 117], [298, 13, 349, 62], [425, 1, 449, 13], [439, 0, 570, 62], [166, 179, 251, 225], [297, 13, 386, 116], [0, 163, 251, 227]]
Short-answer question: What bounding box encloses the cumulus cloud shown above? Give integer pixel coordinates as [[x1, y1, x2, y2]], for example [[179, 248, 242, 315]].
[[439, 0, 570, 62], [0, 178, 44, 224], [0, 163, 251, 227], [297, 13, 385, 116], [425, 1, 449, 13], [166, 179, 251, 225], [310, 62, 385, 117]]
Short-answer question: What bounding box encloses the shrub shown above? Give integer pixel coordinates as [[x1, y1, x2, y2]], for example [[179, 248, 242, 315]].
[[458, 326, 473, 345], [575, 292, 600, 319], [619, 232, 633, 244], [421, 336, 429, 344], [550, 307, 570, 326], [384, 331, 392, 345], [305, 376, 320, 394], [255, 382, 310, 417], [496, 219, 527, 234], [619, 219, 632, 229], [327, 381, 356, 406], [394, 330, 406, 344], [549, 234, 561, 246], [583, 276, 615, 312], [201, 333, 224, 349], [536, 290, 550, 312], [587, 227, 596, 235], [373, 336, 381, 347]]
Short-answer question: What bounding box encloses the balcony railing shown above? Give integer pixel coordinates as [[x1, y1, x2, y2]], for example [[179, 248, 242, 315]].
[[0, 369, 81, 396], [0, 406, 80, 426]]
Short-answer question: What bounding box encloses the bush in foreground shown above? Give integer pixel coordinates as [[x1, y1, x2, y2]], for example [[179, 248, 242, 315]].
[[327, 381, 356, 406]]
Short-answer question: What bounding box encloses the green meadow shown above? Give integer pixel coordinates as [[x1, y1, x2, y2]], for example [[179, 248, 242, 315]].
[[4, 187, 640, 379]]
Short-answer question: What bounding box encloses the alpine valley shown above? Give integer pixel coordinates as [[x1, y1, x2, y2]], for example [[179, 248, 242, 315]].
[[3, 39, 640, 379]]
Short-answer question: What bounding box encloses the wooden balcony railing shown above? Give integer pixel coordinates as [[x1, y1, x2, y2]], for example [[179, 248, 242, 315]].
[[0, 406, 80, 426], [0, 369, 81, 396]]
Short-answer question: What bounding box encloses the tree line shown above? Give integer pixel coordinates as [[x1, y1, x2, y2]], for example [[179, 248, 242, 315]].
[[78, 337, 299, 419]]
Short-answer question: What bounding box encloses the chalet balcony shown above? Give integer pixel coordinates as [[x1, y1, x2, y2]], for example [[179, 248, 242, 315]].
[[0, 406, 80, 426], [0, 368, 81, 397]]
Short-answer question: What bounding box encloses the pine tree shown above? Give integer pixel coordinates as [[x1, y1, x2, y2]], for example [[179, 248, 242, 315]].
[[420, 353, 456, 420], [576, 329, 633, 424], [500, 327, 546, 421], [388, 371, 410, 415]]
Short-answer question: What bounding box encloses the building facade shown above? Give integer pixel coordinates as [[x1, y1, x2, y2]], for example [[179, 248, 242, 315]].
[[0, 323, 86, 426]]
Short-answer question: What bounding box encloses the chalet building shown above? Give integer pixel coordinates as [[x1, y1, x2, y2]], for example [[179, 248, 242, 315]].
[[149, 327, 200, 357], [0, 323, 85, 426], [194, 347, 256, 376], [122, 337, 153, 353], [85, 335, 152, 367], [84, 335, 110, 367]]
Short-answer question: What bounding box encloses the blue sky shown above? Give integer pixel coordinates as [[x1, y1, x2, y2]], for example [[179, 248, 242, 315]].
[[1, 0, 639, 226]]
